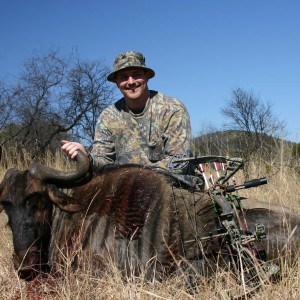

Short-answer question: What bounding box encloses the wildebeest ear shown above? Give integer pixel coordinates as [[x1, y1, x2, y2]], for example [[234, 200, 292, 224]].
[[47, 185, 84, 212]]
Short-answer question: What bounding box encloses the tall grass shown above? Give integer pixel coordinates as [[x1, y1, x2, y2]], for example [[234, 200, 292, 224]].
[[0, 145, 300, 299]]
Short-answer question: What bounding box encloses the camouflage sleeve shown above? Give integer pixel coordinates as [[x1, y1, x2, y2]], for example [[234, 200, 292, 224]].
[[155, 105, 192, 172], [89, 113, 116, 170]]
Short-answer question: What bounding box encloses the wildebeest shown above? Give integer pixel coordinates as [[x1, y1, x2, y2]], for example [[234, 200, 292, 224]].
[[1, 151, 300, 282]]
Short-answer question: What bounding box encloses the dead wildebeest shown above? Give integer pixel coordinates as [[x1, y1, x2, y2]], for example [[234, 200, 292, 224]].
[[1, 151, 300, 284]]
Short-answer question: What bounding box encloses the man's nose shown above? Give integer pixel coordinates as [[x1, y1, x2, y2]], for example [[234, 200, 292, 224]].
[[127, 76, 135, 84]]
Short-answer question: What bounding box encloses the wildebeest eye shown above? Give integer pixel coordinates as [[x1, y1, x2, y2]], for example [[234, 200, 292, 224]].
[[25, 193, 47, 212], [0, 200, 12, 210]]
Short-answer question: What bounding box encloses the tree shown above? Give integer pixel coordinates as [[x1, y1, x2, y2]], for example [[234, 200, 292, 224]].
[[0, 83, 14, 130], [64, 59, 114, 146], [221, 88, 286, 175], [0, 49, 115, 159]]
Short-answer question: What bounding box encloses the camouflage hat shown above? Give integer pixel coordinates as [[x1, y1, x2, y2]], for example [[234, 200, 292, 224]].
[[107, 51, 155, 82]]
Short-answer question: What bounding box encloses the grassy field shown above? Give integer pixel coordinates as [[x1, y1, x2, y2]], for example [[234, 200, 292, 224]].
[[0, 149, 300, 299]]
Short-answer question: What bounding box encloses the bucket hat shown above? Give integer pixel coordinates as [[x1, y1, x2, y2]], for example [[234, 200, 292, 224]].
[[107, 51, 155, 82]]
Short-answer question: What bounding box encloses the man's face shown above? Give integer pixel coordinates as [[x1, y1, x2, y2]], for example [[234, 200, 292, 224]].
[[115, 67, 150, 101]]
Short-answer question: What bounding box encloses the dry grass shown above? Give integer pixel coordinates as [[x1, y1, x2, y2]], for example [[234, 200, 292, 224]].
[[1, 148, 300, 299]]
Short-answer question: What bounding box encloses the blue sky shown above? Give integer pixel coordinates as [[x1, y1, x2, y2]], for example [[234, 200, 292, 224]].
[[1, 1, 299, 141]]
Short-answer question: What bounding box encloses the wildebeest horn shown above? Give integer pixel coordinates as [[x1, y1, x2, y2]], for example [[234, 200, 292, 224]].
[[28, 150, 91, 187], [0, 175, 5, 195], [0, 171, 9, 212]]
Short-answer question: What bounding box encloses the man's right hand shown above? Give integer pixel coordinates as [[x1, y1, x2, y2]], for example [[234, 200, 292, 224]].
[[60, 140, 88, 160]]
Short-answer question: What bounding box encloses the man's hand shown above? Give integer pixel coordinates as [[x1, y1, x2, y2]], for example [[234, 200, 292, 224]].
[[61, 140, 88, 160]]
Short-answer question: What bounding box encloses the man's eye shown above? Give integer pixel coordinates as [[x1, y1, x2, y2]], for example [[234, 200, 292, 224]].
[[133, 73, 142, 78], [119, 76, 128, 81]]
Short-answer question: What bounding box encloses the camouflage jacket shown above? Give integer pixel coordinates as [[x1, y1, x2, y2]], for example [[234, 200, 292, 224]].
[[90, 90, 192, 172]]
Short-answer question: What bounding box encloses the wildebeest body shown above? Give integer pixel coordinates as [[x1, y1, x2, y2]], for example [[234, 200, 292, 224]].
[[49, 166, 183, 277]]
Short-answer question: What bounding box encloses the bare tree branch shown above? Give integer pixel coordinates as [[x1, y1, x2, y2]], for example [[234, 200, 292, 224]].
[[221, 88, 286, 176], [0, 49, 115, 158]]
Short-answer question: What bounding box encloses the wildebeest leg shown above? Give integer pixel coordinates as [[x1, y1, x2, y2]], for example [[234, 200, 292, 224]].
[[239, 199, 300, 262]]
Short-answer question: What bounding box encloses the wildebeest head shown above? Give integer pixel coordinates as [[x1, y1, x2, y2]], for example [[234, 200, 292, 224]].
[[0, 151, 90, 280]]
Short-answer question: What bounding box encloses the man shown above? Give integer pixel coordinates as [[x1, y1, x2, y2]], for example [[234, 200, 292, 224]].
[[62, 51, 192, 173]]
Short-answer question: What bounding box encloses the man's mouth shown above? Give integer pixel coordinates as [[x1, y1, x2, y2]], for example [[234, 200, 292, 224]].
[[127, 87, 138, 93], [126, 84, 140, 90]]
